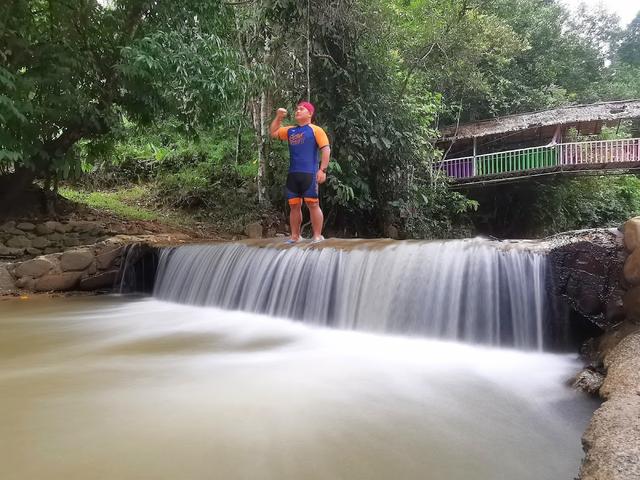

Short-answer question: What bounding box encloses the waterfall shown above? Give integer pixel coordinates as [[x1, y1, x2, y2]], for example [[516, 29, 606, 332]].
[[152, 239, 552, 350]]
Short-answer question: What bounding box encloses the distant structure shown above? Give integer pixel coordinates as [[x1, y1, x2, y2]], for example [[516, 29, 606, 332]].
[[436, 100, 640, 185]]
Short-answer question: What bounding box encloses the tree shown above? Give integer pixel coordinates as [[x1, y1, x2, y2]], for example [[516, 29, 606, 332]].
[[0, 0, 252, 213]]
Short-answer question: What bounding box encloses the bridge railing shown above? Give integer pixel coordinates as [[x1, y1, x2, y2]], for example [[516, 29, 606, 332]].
[[435, 145, 557, 179], [559, 138, 640, 165], [437, 137, 640, 180]]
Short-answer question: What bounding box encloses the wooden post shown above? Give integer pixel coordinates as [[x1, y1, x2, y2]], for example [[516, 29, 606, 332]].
[[472, 137, 477, 177]]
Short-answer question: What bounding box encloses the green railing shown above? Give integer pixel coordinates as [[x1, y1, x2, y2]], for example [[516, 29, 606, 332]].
[[475, 146, 557, 176]]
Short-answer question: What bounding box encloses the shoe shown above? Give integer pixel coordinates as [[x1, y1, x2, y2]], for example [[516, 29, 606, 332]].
[[311, 235, 325, 244], [284, 237, 302, 244]]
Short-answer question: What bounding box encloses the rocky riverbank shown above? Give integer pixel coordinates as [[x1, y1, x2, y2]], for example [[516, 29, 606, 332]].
[[576, 218, 640, 480]]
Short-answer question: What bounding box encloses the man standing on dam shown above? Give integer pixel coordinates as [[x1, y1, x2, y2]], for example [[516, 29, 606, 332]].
[[270, 102, 331, 243]]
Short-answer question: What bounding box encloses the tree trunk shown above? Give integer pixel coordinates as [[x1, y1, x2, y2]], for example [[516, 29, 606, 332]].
[[0, 167, 40, 218]]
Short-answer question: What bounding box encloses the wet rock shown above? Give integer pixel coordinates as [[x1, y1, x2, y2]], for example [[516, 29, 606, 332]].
[[34, 272, 82, 292], [60, 249, 94, 271], [6, 236, 31, 249], [623, 216, 640, 252], [15, 258, 54, 278], [244, 222, 263, 239], [79, 270, 119, 291], [386, 225, 399, 240], [548, 231, 625, 330], [16, 222, 36, 232], [572, 368, 605, 395]]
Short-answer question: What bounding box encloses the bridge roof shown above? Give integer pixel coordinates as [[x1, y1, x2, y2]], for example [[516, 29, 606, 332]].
[[439, 99, 640, 142]]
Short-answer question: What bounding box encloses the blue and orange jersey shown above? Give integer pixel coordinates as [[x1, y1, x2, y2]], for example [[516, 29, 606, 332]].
[[277, 124, 330, 174]]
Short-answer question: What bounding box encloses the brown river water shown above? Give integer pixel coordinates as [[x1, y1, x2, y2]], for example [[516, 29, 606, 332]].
[[1, 295, 596, 480]]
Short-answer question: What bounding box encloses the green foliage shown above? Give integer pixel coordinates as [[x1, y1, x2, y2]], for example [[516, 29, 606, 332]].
[[0, 0, 252, 181], [530, 176, 640, 236]]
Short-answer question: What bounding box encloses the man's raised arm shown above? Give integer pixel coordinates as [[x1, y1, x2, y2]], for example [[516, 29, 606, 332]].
[[270, 108, 288, 138]]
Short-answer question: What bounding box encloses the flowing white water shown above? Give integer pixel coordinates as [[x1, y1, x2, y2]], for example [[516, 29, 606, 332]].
[[154, 240, 550, 349], [0, 296, 594, 480]]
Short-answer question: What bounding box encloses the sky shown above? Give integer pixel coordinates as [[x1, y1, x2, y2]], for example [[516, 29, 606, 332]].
[[561, 0, 639, 26]]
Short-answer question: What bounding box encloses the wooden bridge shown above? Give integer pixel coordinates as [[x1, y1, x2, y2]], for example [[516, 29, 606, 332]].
[[436, 100, 640, 186]]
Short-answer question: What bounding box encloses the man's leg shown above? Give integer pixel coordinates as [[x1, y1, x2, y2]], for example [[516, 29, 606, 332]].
[[305, 199, 323, 240], [289, 199, 303, 240]]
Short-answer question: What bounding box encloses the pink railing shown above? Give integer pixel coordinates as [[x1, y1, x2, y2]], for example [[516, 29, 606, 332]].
[[559, 138, 640, 165]]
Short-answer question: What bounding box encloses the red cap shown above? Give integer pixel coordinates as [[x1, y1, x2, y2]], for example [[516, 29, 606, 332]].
[[298, 101, 315, 117]]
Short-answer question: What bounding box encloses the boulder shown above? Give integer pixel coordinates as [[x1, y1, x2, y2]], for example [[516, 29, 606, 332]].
[[623, 286, 640, 324], [623, 216, 640, 252], [15, 276, 35, 290], [572, 368, 605, 395], [6, 236, 31, 249], [26, 247, 42, 256], [244, 222, 263, 239], [600, 332, 640, 399], [16, 222, 36, 232], [78, 270, 119, 291], [60, 249, 95, 271], [386, 225, 399, 240], [14, 258, 55, 278], [96, 245, 123, 270], [579, 396, 640, 480], [34, 272, 82, 291]]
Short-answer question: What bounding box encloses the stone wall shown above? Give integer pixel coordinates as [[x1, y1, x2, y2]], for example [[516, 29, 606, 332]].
[[0, 238, 126, 293], [0, 220, 109, 260]]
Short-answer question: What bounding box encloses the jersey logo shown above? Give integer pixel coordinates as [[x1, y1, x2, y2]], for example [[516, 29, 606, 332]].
[[289, 132, 306, 145]]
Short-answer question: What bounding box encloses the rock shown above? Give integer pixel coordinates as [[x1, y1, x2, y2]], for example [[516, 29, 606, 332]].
[[96, 245, 123, 270], [572, 368, 605, 395], [43, 247, 60, 255], [275, 233, 286, 238], [386, 225, 399, 240], [16, 222, 36, 232], [34, 272, 82, 292], [35, 223, 54, 235], [47, 232, 65, 242], [26, 248, 42, 256], [31, 237, 51, 249], [623, 247, 640, 285], [15, 276, 35, 290], [0, 245, 10, 256], [44, 221, 64, 233], [6, 236, 32, 249], [69, 221, 102, 234], [0, 265, 16, 291], [14, 258, 55, 278], [78, 270, 119, 291], [579, 396, 640, 480], [623, 286, 640, 323], [600, 332, 640, 399], [60, 249, 94, 271], [63, 237, 80, 247], [623, 216, 640, 252], [244, 222, 263, 239], [0, 221, 16, 232], [548, 231, 625, 330]]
